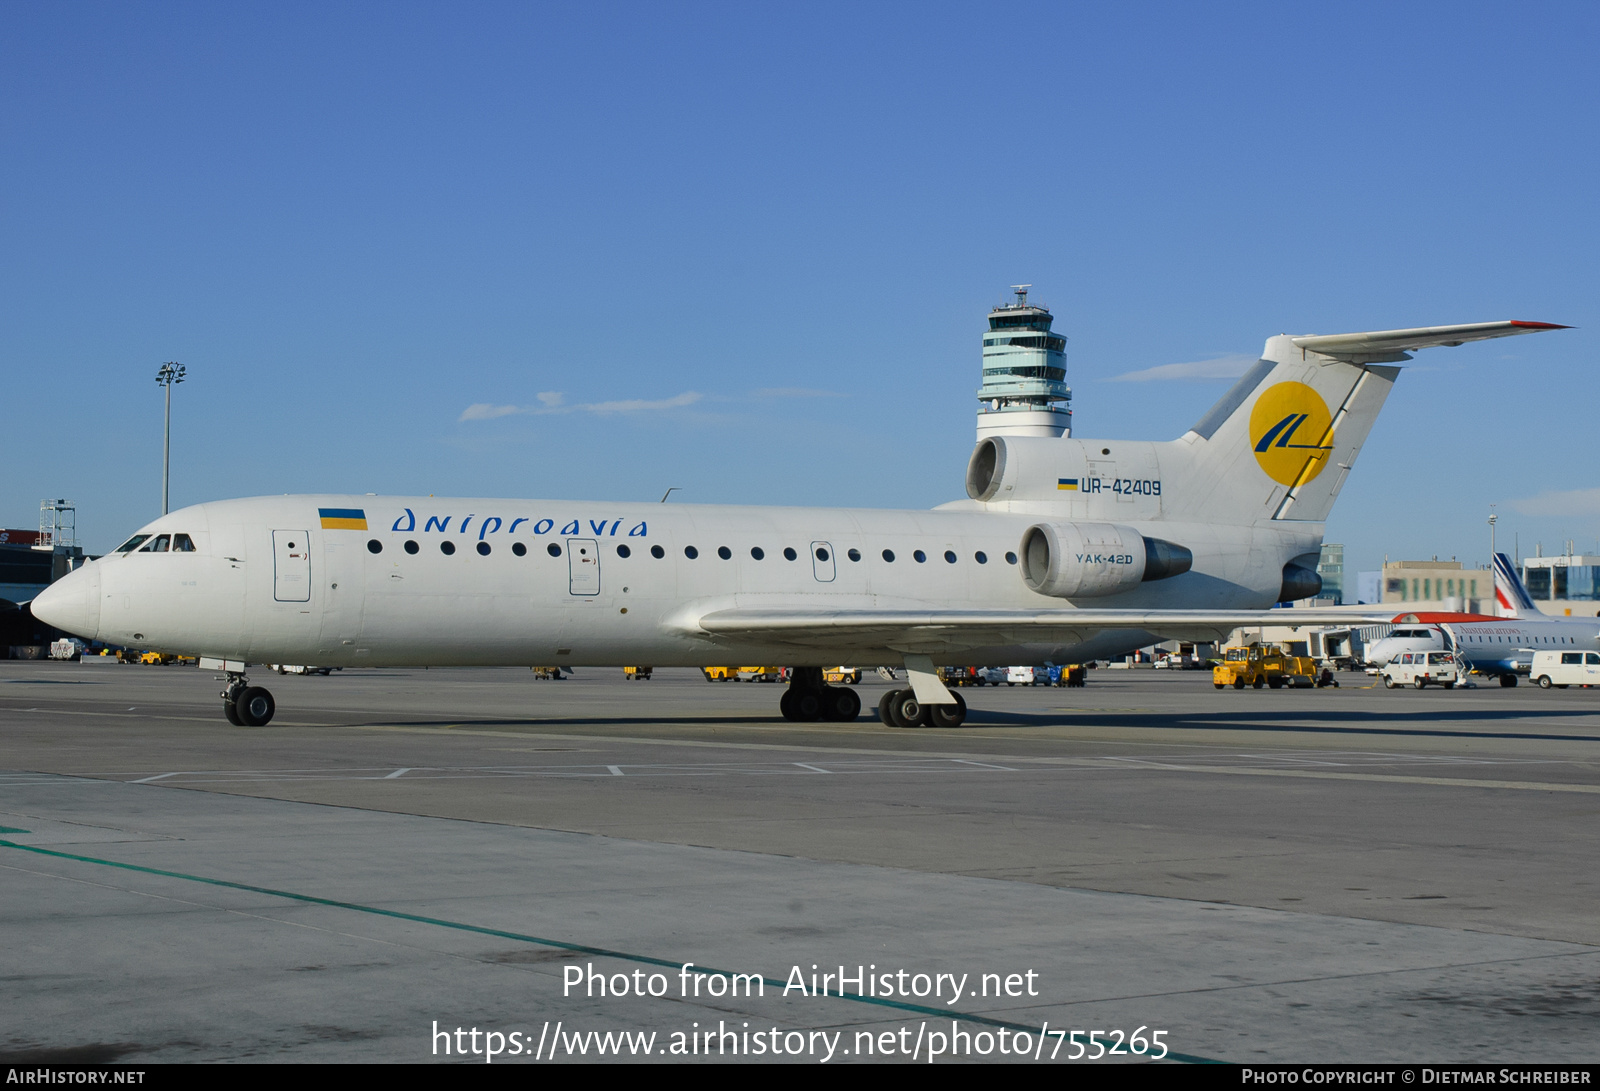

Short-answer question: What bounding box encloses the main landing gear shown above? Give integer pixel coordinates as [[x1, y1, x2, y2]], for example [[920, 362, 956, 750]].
[[778, 667, 861, 722], [877, 688, 967, 728], [221, 672, 276, 726]]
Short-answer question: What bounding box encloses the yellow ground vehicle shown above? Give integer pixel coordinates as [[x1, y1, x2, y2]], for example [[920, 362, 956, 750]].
[[702, 667, 739, 681], [1212, 643, 1318, 690], [737, 666, 784, 682], [139, 651, 175, 665], [623, 666, 653, 680], [823, 667, 862, 685]]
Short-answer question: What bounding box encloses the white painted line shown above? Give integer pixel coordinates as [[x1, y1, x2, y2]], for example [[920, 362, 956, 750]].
[[951, 759, 1016, 771], [793, 762, 832, 774], [383, 768, 411, 779], [606, 765, 624, 776], [131, 772, 182, 784]]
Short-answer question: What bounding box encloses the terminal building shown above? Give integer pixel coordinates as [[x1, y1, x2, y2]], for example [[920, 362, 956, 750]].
[[1381, 558, 1491, 614], [1520, 549, 1600, 617], [1, 501, 87, 658]]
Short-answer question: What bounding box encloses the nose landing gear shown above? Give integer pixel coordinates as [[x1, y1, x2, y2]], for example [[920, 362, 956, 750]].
[[221, 672, 276, 726], [778, 667, 861, 722]]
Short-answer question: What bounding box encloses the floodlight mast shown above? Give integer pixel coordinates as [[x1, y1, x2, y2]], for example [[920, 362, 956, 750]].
[[155, 362, 186, 515]]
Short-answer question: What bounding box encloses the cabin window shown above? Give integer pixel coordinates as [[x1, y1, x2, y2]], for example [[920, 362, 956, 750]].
[[172, 534, 196, 552], [751, 546, 765, 560], [975, 552, 987, 564], [140, 535, 171, 553], [477, 542, 491, 556], [115, 535, 151, 553], [882, 549, 895, 562], [913, 550, 927, 563], [441, 541, 456, 555], [815, 547, 830, 562], [651, 545, 665, 559], [717, 546, 732, 560], [405, 540, 419, 554], [847, 548, 861, 562], [684, 546, 698, 559], [1005, 552, 1017, 565], [617, 544, 631, 558], [512, 542, 527, 556], [783, 547, 797, 561], [367, 539, 382, 554], [546, 543, 561, 557], [944, 551, 957, 564]]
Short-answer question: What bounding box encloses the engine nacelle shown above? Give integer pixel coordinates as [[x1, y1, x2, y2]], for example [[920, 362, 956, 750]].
[[1020, 522, 1193, 599]]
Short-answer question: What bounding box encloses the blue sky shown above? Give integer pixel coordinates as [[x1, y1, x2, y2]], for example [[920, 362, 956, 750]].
[[3, 2, 1595, 582]]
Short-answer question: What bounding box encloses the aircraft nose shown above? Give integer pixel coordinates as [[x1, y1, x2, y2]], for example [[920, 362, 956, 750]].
[[30, 563, 101, 640]]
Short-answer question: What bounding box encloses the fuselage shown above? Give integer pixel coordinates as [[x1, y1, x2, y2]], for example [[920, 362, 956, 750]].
[[36, 493, 1320, 669]]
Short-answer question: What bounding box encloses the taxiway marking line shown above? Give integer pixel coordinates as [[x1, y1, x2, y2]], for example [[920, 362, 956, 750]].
[[0, 837, 1216, 1063], [1099, 759, 1600, 794], [339, 727, 1600, 794]]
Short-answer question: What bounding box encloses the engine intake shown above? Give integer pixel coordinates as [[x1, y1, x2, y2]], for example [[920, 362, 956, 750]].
[[1020, 523, 1192, 599]]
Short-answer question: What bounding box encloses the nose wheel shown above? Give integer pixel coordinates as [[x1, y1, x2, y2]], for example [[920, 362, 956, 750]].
[[778, 668, 860, 722], [221, 673, 276, 726]]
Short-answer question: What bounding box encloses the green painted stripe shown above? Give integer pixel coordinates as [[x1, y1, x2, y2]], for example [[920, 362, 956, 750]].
[[0, 826, 31, 833], [0, 838, 1219, 1063]]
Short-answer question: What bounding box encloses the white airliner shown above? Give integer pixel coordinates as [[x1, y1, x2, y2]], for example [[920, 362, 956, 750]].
[[31, 319, 1568, 727], [1367, 554, 1600, 685]]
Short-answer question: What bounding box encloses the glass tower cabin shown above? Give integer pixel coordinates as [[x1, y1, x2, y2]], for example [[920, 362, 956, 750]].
[[976, 285, 1072, 439]]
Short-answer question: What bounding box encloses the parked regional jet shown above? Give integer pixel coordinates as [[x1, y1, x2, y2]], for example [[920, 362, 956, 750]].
[[1364, 554, 1600, 685], [31, 319, 1567, 726]]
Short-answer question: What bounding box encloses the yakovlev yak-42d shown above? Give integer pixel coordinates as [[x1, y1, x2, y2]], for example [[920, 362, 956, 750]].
[[31, 318, 1568, 727]]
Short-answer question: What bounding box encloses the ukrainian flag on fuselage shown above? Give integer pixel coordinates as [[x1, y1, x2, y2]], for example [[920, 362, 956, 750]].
[[1057, 478, 1079, 491], [318, 508, 368, 530]]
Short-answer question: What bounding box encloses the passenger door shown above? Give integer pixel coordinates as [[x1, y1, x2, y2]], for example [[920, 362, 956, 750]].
[[568, 538, 600, 595], [273, 530, 311, 602]]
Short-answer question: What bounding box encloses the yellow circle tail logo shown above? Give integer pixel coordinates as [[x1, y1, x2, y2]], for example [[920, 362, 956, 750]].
[[1249, 382, 1335, 486]]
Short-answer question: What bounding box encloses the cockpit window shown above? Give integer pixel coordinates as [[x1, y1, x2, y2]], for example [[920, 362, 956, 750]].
[[116, 535, 151, 553], [139, 535, 172, 553], [172, 534, 196, 552]]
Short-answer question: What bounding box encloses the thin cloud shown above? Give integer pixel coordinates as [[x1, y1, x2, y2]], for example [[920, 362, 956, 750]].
[[458, 391, 702, 422], [1509, 488, 1600, 517], [459, 403, 522, 421], [582, 392, 702, 414], [1108, 353, 1257, 383]]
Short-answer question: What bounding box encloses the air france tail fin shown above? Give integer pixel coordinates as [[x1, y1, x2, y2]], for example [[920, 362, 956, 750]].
[[1164, 321, 1568, 526], [1493, 552, 1539, 618]]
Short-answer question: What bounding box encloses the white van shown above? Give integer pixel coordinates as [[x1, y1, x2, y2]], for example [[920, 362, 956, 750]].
[[1530, 650, 1600, 689], [1380, 651, 1459, 689]]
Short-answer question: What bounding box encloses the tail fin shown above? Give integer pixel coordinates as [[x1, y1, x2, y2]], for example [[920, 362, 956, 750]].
[[1493, 552, 1538, 618], [1167, 321, 1567, 526]]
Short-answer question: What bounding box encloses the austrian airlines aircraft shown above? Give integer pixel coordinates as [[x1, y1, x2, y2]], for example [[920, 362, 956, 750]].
[[1369, 554, 1600, 685], [31, 320, 1567, 727]]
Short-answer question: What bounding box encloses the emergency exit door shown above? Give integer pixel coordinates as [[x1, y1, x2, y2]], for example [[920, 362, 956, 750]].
[[811, 541, 836, 582], [568, 538, 600, 595], [273, 530, 311, 602]]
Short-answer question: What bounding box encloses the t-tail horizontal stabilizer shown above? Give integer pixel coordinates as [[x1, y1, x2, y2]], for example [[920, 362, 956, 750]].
[[1173, 320, 1569, 525]]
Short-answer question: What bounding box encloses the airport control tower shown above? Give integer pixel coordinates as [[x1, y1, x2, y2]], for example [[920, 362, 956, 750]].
[[976, 285, 1071, 439]]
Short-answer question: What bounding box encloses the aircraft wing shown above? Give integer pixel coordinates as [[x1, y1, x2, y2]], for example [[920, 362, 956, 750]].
[[695, 607, 1390, 652], [1291, 321, 1569, 363]]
